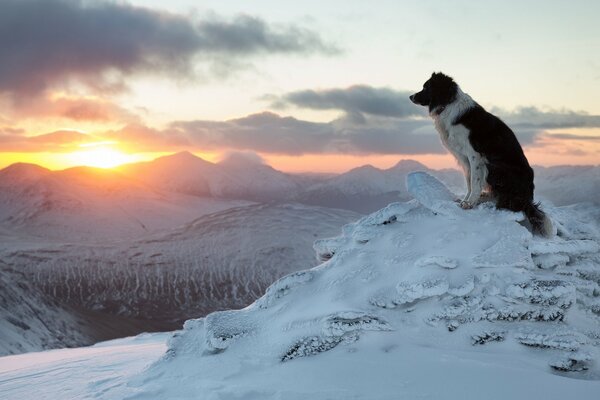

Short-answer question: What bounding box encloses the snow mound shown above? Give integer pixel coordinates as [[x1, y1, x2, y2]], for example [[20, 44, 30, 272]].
[[130, 172, 600, 399]]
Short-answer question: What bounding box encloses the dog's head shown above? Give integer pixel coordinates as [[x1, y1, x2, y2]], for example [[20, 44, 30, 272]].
[[409, 72, 458, 114]]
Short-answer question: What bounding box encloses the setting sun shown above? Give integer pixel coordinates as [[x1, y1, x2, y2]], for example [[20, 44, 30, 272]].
[[65, 145, 138, 169]]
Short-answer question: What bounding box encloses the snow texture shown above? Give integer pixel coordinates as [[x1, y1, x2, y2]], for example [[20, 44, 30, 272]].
[[1, 171, 599, 399], [120, 172, 599, 399]]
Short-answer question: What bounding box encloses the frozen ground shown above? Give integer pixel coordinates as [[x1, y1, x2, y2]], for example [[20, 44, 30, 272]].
[[1, 172, 598, 399]]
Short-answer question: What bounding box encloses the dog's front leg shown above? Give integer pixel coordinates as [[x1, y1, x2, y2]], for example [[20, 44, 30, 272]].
[[461, 155, 471, 201], [460, 154, 485, 209]]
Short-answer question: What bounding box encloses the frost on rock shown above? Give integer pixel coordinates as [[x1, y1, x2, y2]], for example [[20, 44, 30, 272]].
[[204, 310, 255, 352], [395, 279, 449, 305], [256, 270, 313, 309], [323, 312, 393, 337], [533, 253, 570, 270], [313, 237, 345, 262], [472, 331, 506, 345], [505, 280, 575, 307], [282, 312, 392, 361], [144, 172, 600, 393], [281, 335, 346, 362], [549, 352, 593, 372], [516, 332, 583, 351]]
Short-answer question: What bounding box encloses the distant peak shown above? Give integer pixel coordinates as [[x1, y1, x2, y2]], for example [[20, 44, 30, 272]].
[[349, 164, 381, 173], [389, 159, 427, 171], [157, 151, 210, 164], [0, 162, 50, 175], [0, 162, 51, 184], [172, 151, 201, 159]]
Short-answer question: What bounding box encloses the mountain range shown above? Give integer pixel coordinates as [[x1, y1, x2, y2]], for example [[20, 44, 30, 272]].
[[0, 152, 598, 355]]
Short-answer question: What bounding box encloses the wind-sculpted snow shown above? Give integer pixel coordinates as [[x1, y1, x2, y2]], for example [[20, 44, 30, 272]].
[[128, 172, 600, 399]]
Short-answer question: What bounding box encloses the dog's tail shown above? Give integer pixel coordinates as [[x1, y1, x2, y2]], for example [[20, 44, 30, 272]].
[[524, 202, 554, 238]]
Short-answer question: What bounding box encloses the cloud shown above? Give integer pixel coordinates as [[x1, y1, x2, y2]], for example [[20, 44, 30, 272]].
[[10, 94, 138, 123], [275, 85, 600, 130], [2, 110, 597, 159], [166, 112, 446, 155], [493, 106, 600, 129], [105, 123, 192, 151], [0, 0, 335, 98], [273, 85, 424, 119], [219, 151, 266, 166], [544, 133, 600, 141], [0, 129, 94, 152]]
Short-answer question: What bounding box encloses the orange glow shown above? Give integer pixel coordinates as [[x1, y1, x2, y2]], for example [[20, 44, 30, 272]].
[[0, 150, 221, 171], [64, 146, 140, 169]]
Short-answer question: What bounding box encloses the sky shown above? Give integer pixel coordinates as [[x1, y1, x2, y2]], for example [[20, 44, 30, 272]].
[[0, 0, 599, 172]]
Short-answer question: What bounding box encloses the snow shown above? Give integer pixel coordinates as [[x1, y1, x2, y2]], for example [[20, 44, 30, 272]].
[[124, 172, 597, 399], [0, 168, 599, 399], [0, 333, 168, 400], [0, 203, 358, 355]]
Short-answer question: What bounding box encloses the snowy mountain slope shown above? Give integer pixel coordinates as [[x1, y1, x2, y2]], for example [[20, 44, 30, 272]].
[[214, 153, 304, 201], [0, 264, 89, 355], [116, 173, 600, 399], [294, 160, 464, 212], [118, 151, 304, 202], [0, 163, 250, 241], [293, 162, 600, 214], [117, 151, 217, 197], [0, 264, 168, 356], [535, 165, 600, 206], [0, 333, 168, 400], [0, 203, 359, 355]]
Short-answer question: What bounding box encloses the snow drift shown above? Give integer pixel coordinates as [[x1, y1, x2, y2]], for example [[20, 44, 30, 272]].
[[119, 172, 600, 399]]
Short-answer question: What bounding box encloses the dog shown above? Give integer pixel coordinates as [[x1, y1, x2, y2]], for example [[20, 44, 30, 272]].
[[409, 72, 553, 237]]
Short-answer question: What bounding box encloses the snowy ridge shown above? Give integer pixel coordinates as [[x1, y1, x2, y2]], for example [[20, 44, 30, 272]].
[[125, 172, 600, 399]]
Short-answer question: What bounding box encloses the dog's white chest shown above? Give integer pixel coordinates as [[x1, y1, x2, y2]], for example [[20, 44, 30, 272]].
[[433, 114, 472, 160]]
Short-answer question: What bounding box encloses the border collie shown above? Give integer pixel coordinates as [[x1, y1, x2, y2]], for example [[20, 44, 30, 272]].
[[409, 72, 553, 237]]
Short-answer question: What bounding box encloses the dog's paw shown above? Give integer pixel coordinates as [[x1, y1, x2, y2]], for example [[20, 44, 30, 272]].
[[459, 200, 473, 210]]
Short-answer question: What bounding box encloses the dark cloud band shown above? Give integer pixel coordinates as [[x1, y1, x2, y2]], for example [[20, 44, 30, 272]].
[[0, 0, 335, 97], [274, 85, 425, 118]]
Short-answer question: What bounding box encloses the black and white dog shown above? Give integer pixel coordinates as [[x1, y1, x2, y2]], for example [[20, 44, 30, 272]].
[[409, 72, 553, 237]]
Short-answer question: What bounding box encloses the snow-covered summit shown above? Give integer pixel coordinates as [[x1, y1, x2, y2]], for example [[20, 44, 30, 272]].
[[125, 172, 600, 399]]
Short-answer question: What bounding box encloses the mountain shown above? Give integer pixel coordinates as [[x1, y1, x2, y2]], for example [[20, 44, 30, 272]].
[[295, 160, 464, 212], [214, 153, 303, 201], [1, 157, 598, 358], [0, 162, 250, 241], [117, 151, 216, 197], [1, 173, 599, 399], [535, 165, 600, 206], [0, 265, 167, 356], [118, 151, 304, 202], [0, 203, 358, 355]]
